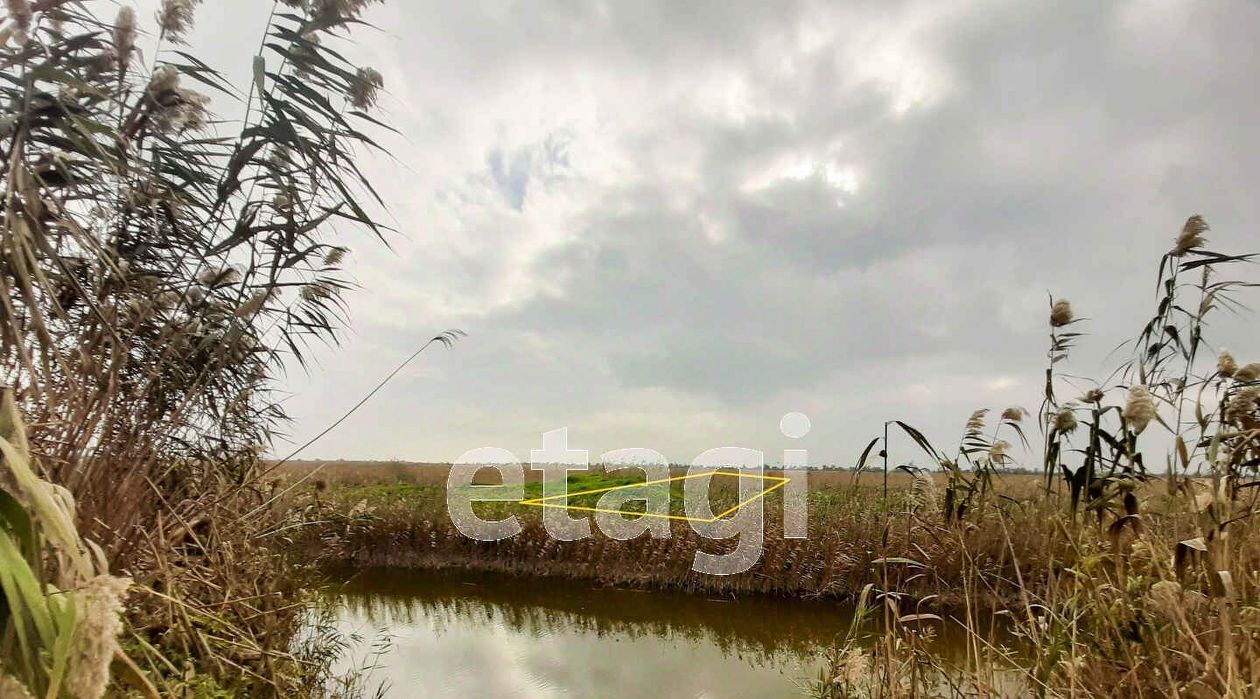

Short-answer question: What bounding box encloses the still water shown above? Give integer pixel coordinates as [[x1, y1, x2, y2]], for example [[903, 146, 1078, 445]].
[[327, 569, 984, 699]]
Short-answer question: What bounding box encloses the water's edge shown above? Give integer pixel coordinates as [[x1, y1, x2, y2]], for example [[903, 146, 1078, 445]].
[[322, 566, 1004, 698]]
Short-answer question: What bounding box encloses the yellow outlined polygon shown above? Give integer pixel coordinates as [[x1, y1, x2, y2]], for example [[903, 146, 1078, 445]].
[[517, 470, 789, 523]]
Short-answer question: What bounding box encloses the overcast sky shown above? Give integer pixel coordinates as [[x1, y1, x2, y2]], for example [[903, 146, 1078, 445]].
[[148, 0, 1260, 466]]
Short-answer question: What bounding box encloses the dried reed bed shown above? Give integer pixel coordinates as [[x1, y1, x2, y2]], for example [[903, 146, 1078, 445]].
[[276, 461, 456, 487], [277, 459, 1031, 491], [298, 476, 1065, 605], [285, 462, 1181, 610]]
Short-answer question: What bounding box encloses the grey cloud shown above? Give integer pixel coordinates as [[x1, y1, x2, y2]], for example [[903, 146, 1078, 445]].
[[210, 0, 1260, 464]]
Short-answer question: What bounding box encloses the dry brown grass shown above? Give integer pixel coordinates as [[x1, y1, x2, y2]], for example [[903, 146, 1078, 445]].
[[276, 459, 1048, 490], [295, 472, 1064, 603]]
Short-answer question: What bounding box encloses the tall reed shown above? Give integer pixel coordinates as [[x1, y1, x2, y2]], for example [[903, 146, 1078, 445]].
[[814, 215, 1260, 698], [1, 0, 395, 693]]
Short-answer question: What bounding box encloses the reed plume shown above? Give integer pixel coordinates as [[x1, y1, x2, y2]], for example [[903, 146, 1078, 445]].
[[1173, 214, 1208, 255], [1049, 299, 1073, 327], [1123, 385, 1156, 433], [1218, 349, 1238, 378]]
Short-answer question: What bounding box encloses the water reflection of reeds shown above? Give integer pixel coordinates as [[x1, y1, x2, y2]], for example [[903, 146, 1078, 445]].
[[331, 568, 975, 668]]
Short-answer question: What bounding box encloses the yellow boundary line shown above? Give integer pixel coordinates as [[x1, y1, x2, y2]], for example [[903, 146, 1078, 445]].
[[517, 470, 790, 523]]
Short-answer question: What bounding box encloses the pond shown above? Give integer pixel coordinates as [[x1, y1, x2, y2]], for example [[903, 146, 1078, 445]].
[[325, 568, 988, 698]]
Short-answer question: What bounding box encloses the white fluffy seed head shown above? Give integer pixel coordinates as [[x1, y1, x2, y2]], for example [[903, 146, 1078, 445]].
[[1226, 387, 1258, 427], [1123, 385, 1157, 433], [6, 0, 32, 44], [1173, 214, 1209, 256], [147, 65, 181, 97], [114, 7, 136, 72], [1218, 349, 1238, 378], [350, 67, 383, 110], [64, 575, 131, 699], [909, 470, 938, 512], [1049, 299, 1073, 327], [323, 246, 348, 266], [196, 266, 240, 288], [1054, 407, 1078, 434], [1234, 363, 1260, 383], [156, 0, 199, 43], [989, 440, 1011, 460]]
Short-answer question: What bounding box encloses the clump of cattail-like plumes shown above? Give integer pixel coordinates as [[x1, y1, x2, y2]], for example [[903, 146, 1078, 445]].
[[1226, 387, 1259, 428], [964, 409, 986, 433], [989, 440, 1010, 461], [1123, 385, 1157, 433], [146, 63, 179, 97], [113, 6, 135, 72], [65, 575, 131, 699], [235, 289, 275, 318], [908, 468, 939, 513], [1173, 214, 1208, 256], [313, 0, 383, 22], [228, 332, 260, 363], [829, 647, 875, 697], [1218, 349, 1238, 378], [324, 246, 348, 266], [290, 31, 321, 76], [350, 67, 383, 110], [5, 0, 33, 45], [299, 279, 337, 302], [146, 66, 211, 132], [156, 0, 201, 43], [197, 265, 242, 289], [1049, 298, 1073, 327], [1001, 406, 1025, 422], [1053, 407, 1078, 434], [1235, 362, 1260, 383]]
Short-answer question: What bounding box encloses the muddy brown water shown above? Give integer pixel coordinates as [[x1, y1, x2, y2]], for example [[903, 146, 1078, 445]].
[[325, 568, 1008, 698]]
